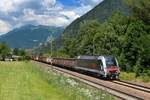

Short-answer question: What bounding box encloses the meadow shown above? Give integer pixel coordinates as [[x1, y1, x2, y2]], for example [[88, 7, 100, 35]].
[[0, 61, 115, 100], [120, 72, 150, 83]]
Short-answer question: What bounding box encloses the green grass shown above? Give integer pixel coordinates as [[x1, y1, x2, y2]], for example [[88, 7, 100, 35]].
[[0, 61, 115, 100], [120, 72, 150, 83], [0, 61, 73, 100]]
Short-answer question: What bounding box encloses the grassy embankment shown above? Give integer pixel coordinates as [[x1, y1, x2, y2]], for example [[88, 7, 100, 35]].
[[120, 72, 150, 83], [0, 61, 115, 100]]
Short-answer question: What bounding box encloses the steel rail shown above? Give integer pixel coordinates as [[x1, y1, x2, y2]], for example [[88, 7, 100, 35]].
[[113, 80, 150, 93]]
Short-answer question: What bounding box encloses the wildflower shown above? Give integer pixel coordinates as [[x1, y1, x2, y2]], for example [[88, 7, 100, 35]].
[[66, 78, 78, 87]]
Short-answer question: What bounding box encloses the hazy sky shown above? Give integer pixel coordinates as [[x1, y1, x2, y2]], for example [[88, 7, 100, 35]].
[[0, 0, 104, 35]]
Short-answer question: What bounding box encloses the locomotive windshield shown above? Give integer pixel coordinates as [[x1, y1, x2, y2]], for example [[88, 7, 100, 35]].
[[105, 57, 117, 67]]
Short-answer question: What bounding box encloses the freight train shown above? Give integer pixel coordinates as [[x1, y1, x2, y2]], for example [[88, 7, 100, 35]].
[[32, 55, 120, 79]]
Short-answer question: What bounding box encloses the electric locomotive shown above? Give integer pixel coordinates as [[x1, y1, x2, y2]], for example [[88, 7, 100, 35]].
[[75, 56, 120, 79], [51, 55, 120, 79]]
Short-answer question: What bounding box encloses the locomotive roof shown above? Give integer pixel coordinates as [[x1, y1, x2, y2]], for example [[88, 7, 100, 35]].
[[77, 55, 114, 60], [77, 55, 99, 59]]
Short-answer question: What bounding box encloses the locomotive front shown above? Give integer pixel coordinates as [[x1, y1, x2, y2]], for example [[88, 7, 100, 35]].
[[102, 56, 120, 79]]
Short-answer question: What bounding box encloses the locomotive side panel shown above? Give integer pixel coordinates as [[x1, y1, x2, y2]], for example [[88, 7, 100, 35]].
[[76, 59, 101, 70]]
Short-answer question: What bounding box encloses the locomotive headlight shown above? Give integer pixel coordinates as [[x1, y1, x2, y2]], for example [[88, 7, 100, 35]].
[[105, 68, 110, 74], [104, 68, 109, 76]]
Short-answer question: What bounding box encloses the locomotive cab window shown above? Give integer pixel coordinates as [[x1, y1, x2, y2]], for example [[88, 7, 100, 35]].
[[105, 57, 117, 67]]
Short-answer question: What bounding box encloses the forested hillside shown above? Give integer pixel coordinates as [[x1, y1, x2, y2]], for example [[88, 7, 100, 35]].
[[63, 0, 130, 37]]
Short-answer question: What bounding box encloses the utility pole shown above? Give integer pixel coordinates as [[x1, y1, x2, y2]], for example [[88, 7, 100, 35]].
[[50, 35, 54, 58], [47, 35, 54, 57]]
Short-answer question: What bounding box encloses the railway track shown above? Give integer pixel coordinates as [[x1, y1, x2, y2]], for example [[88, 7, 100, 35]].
[[113, 80, 150, 93], [33, 61, 150, 100]]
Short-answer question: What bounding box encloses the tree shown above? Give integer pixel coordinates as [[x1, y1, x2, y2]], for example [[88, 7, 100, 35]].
[[133, 59, 143, 77], [123, 19, 147, 70], [0, 42, 11, 61], [62, 20, 101, 57], [13, 48, 19, 55], [76, 20, 101, 56], [127, 0, 150, 25]]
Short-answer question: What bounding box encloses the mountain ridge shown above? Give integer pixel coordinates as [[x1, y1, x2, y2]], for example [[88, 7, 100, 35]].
[[0, 24, 64, 49]]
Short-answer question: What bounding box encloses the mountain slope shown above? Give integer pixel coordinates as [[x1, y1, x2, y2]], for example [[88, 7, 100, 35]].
[[0, 25, 63, 48], [63, 0, 130, 36]]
